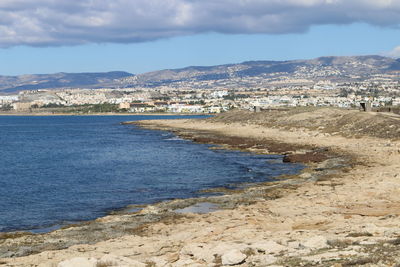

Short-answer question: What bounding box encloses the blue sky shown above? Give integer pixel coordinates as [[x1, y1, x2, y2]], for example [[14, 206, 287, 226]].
[[1, 0, 400, 76]]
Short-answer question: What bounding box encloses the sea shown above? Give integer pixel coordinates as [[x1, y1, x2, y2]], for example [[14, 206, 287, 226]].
[[0, 115, 304, 232]]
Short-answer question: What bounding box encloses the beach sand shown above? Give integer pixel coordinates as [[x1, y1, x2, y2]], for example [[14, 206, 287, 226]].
[[2, 108, 400, 266]]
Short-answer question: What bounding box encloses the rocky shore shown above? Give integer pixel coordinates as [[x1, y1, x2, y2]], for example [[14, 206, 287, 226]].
[[1, 107, 400, 267]]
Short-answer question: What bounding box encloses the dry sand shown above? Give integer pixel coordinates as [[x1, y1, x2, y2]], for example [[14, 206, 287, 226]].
[[2, 108, 400, 266]]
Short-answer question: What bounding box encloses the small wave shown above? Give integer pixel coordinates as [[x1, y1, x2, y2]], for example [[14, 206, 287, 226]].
[[165, 137, 185, 141]]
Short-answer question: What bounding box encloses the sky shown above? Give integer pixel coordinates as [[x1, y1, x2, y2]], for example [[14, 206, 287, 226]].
[[0, 0, 400, 76]]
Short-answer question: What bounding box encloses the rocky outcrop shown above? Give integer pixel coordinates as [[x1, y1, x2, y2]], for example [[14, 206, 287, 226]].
[[302, 235, 329, 250], [58, 255, 146, 267], [282, 151, 329, 163], [221, 249, 247, 266], [58, 257, 97, 267]]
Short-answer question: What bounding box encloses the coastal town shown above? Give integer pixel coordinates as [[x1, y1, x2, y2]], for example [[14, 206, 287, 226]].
[[1, 74, 400, 114]]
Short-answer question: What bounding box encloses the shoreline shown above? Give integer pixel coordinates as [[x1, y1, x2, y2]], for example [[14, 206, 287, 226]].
[[2, 108, 400, 266], [2, 151, 305, 235], [0, 120, 324, 255]]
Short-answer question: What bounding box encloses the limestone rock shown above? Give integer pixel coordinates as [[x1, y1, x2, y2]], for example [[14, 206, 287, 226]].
[[250, 241, 287, 254], [140, 205, 160, 214], [252, 255, 277, 265], [302, 236, 328, 250], [302, 250, 361, 263], [172, 258, 204, 267], [98, 254, 146, 267], [363, 223, 388, 235], [165, 253, 180, 263], [212, 242, 247, 256], [299, 172, 312, 179], [384, 228, 400, 237], [58, 257, 97, 267], [148, 257, 168, 267], [180, 243, 214, 263], [287, 241, 303, 250], [221, 249, 247, 266]]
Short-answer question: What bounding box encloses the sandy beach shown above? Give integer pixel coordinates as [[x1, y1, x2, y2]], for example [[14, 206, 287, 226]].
[[2, 107, 400, 266]]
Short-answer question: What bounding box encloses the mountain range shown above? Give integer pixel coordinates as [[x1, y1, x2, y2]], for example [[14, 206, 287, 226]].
[[1, 55, 399, 94], [0, 71, 132, 94]]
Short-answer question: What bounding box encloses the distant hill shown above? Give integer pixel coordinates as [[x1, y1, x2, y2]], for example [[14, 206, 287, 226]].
[[0, 71, 132, 93], [1, 55, 400, 94], [119, 55, 400, 87]]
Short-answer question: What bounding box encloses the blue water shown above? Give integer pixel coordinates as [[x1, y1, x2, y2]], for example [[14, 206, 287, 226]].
[[0, 115, 303, 232]]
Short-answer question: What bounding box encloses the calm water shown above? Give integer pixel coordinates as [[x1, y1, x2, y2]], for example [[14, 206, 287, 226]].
[[0, 115, 303, 232]]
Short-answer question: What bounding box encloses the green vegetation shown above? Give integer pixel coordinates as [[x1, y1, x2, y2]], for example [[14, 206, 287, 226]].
[[152, 96, 171, 101], [42, 103, 66, 108], [223, 94, 235, 100], [0, 103, 12, 111], [189, 100, 205, 105], [76, 103, 120, 113], [34, 103, 124, 114]]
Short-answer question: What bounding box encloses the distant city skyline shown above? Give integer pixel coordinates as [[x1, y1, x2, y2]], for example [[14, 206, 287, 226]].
[[0, 0, 400, 76]]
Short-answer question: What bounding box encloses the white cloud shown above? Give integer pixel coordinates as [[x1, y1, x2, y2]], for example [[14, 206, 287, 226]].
[[0, 0, 400, 47], [386, 46, 400, 58]]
